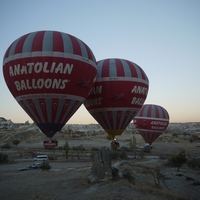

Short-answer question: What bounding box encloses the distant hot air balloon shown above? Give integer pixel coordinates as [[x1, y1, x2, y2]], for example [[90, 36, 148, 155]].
[[133, 104, 170, 145], [84, 58, 149, 146], [3, 30, 97, 146]]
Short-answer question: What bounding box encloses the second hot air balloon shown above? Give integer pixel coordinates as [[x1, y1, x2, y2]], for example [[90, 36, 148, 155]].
[[3, 30, 97, 147], [84, 58, 149, 147]]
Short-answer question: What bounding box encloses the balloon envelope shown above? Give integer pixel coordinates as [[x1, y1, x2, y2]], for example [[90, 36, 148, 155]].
[[84, 58, 149, 140], [3, 30, 97, 138], [133, 104, 170, 145]]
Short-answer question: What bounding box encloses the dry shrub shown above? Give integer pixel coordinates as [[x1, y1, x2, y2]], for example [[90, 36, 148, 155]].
[[189, 134, 200, 143], [40, 161, 51, 170], [122, 168, 135, 184], [0, 152, 8, 163], [12, 139, 20, 146]]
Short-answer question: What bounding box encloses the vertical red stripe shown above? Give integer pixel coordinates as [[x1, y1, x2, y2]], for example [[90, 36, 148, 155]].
[[32, 31, 45, 51], [137, 64, 147, 80], [27, 99, 43, 123], [99, 111, 109, 130], [108, 111, 113, 129], [128, 61, 138, 78], [162, 108, 167, 119], [38, 98, 48, 122], [141, 68, 148, 81], [51, 98, 59, 122], [58, 99, 69, 123], [162, 109, 166, 119], [14, 34, 29, 54], [140, 131, 147, 143], [147, 105, 152, 117], [96, 112, 107, 130], [4, 43, 13, 58], [68, 35, 81, 55], [58, 100, 81, 124], [63, 101, 80, 123], [53, 31, 64, 52], [104, 111, 111, 129], [121, 111, 130, 129], [147, 132, 151, 144], [102, 59, 110, 77], [116, 59, 125, 77], [85, 45, 93, 60], [139, 106, 145, 116], [155, 105, 159, 118], [117, 111, 122, 129]]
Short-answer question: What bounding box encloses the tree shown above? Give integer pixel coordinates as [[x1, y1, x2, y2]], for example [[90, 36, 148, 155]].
[[152, 167, 165, 187], [130, 135, 137, 158], [168, 150, 187, 171], [40, 161, 51, 170], [12, 139, 20, 146], [64, 140, 69, 159]]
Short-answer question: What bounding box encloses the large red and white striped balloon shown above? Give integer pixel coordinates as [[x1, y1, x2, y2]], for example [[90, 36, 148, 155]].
[[134, 104, 170, 145], [3, 30, 97, 138], [84, 58, 149, 140]]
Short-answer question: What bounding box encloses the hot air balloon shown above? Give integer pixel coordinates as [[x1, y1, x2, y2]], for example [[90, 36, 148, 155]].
[[3, 30, 97, 147], [133, 104, 170, 145], [84, 58, 149, 147]]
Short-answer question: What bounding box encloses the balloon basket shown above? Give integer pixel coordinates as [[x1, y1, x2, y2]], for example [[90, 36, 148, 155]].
[[43, 139, 58, 148], [111, 140, 120, 148]]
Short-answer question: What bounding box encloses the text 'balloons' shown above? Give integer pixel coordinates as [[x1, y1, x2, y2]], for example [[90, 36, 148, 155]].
[[3, 30, 97, 138]]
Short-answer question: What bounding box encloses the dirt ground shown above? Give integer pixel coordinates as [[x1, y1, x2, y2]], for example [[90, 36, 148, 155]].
[[0, 158, 200, 200], [0, 131, 200, 200]]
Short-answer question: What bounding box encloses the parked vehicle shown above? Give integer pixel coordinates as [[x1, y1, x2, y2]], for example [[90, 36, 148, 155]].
[[34, 155, 48, 161]]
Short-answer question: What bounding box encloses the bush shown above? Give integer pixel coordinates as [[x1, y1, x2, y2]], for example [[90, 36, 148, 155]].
[[48, 154, 57, 160], [192, 134, 199, 141], [110, 148, 127, 160], [167, 150, 187, 171], [91, 147, 99, 151], [189, 134, 200, 143], [12, 139, 20, 146], [73, 144, 85, 151], [172, 133, 178, 137], [0, 152, 8, 163], [40, 161, 51, 170]]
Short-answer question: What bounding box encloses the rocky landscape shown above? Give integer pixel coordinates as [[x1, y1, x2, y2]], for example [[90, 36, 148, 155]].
[[0, 117, 200, 200]]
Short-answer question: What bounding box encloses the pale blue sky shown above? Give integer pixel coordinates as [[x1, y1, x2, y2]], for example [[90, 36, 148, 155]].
[[1, 0, 200, 123]]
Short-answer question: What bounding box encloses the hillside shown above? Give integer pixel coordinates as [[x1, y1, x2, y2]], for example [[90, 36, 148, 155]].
[[0, 117, 200, 147]]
